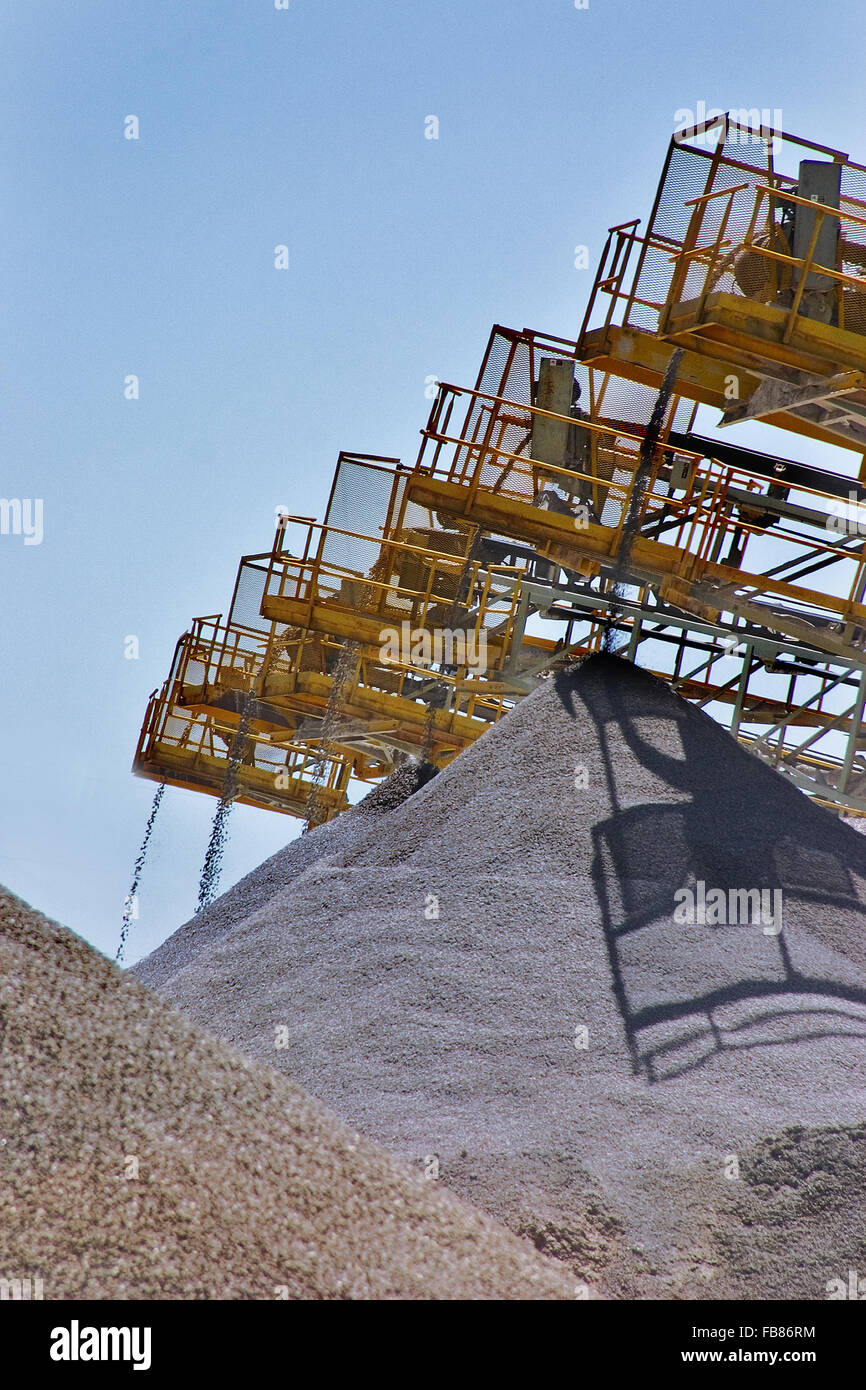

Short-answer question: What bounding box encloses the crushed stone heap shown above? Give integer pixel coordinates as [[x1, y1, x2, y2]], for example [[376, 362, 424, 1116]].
[[0, 887, 577, 1299], [136, 654, 866, 1298], [137, 759, 439, 990]]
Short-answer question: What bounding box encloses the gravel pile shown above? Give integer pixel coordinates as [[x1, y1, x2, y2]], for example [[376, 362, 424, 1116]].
[[137, 759, 439, 989], [135, 654, 866, 1297], [0, 886, 578, 1299]]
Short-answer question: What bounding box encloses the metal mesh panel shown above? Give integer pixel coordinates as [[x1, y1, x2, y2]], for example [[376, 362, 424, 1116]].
[[630, 139, 772, 322], [461, 329, 574, 505], [212, 626, 267, 685], [631, 128, 866, 340], [229, 560, 270, 633], [304, 456, 476, 624], [320, 458, 405, 612], [626, 144, 716, 331], [590, 372, 693, 441], [839, 164, 866, 335], [184, 655, 207, 686], [431, 327, 683, 528], [324, 458, 403, 540], [162, 712, 189, 741]]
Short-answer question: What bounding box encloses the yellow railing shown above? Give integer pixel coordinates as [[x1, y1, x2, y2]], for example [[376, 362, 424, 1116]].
[[665, 181, 866, 341], [412, 379, 866, 640]]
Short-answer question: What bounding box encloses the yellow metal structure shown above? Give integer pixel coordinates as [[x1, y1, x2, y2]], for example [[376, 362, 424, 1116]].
[[408, 377, 866, 662], [133, 619, 369, 823], [578, 114, 866, 452], [133, 121, 866, 820]]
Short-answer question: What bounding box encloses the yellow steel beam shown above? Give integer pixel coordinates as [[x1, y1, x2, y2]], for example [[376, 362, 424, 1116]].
[[134, 745, 349, 819], [667, 292, 866, 377], [669, 677, 866, 733], [406, 475, 866, 664], [187, 672, 498, 757], [580, 323, 861, 451], [260, 593, 511, 664]]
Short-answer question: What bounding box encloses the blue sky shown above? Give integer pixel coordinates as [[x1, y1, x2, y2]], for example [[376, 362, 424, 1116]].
[[2, 0, 864, 963]]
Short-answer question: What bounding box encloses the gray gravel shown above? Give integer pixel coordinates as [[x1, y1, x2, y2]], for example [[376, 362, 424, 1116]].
[[137, 760, 439, 989], [135, 654, 866, 1296]]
